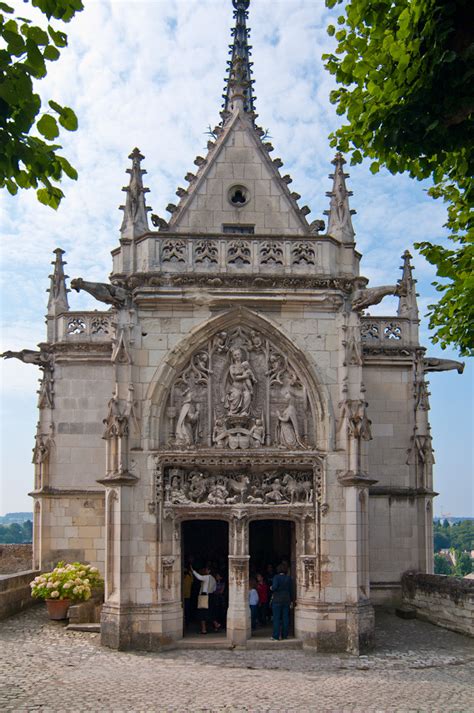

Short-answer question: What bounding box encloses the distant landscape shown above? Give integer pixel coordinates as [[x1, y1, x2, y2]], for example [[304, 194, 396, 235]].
[[0, 514, 473, 577]]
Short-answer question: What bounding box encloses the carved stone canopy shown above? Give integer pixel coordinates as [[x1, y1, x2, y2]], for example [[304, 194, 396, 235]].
[[163, 325, 316, 451]]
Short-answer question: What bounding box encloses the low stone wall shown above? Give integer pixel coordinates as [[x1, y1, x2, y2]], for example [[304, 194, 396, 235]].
[[402, 573, 474, 637], [0, 570, 39, 620]]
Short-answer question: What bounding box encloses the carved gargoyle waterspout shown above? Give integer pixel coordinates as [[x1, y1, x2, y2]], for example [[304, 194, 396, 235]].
[[70, 278, 130, 308], [352, 282, 406, 312], [1, 349, 50, 366]]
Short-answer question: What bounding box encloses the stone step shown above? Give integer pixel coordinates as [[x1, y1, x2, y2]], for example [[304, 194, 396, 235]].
[[66, 623, 101, 633], [246, 637, 303, 650]]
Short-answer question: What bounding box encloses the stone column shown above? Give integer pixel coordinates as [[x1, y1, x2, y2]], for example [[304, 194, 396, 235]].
[[226, 512, 250, 645]]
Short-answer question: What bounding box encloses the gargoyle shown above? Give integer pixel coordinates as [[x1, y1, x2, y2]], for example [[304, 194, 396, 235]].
[[70, 278, 130, 308], [352, 282, 406, 312], [423, 358, 464, 374], [1, 349, 50, 366], [309, 219, 325, 234], [150, 214, 169, 230]]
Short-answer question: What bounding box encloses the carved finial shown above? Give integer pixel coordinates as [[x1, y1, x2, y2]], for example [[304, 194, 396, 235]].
[[222, 0, 255, 119], [324, 152, 356, 243], [397, 250, 419, 320], [119, 147, 151, 239], [47, 247, 69, 317]]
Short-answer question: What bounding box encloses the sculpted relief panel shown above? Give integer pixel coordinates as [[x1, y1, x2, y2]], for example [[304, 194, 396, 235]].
[[163, 327, 315, 451], [162, 467, 315, 507]]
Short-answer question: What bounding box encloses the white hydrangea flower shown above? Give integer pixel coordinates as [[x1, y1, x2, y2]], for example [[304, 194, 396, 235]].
[[50, 591, 60, 598]]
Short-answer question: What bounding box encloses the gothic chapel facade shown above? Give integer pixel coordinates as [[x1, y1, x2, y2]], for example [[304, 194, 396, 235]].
[[4, 0, 463, 652]]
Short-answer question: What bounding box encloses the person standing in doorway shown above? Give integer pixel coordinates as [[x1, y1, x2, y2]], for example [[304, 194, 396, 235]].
[[191, 566, 221, 634], [271, 562, 293, 640], [249, 578, 259, 631]]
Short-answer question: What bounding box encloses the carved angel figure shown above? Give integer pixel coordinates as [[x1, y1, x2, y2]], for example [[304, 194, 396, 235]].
[[276, 392, 305, 449], [176, 390, 200, 447], [224, 348, 256, 417]]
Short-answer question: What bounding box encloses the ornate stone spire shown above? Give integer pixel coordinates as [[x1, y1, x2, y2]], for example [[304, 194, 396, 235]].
[[222, 0, 256, 118], [397, 250, 419, 320], [324, 153, 356, 243], [47, 248, 69, 317], [119, 148, 151, 239]]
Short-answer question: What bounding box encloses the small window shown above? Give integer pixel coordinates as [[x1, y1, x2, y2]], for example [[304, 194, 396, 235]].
[[223, 225, 255, 235], [227, 184, 249, 207]]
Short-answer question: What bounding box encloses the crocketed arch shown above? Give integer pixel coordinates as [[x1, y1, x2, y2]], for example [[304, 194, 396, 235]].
[[145, 307, 333, 451]]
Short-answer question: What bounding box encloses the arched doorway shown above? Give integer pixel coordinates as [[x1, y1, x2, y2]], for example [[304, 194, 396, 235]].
[[181, 520, 229, 635]]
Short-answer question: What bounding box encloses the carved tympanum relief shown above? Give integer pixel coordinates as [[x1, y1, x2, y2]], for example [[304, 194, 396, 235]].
[[162, 467, 315, 507], [164, 327, 314, 450]]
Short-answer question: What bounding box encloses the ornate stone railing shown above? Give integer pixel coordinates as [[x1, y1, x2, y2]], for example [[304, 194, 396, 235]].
[[136, 235, 325, 275], [360, 317, 413, 347], [57, 312, 114, 342]]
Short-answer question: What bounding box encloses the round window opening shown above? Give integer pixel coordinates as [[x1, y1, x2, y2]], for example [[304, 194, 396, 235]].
[[228, 185, 249, 207]]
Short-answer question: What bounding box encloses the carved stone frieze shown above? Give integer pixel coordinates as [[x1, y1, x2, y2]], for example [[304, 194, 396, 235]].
[[162, 239, 187, 263], [291, 242, 316, 265], [120, 273, 354, 293], [163, 326, 313, 450], [195, 240, 218, 264], [161, 467, 315, 507], [260, 241, 283, 265]]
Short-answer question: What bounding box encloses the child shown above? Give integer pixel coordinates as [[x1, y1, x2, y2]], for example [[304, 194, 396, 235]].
[[249, 578, 259, 631]]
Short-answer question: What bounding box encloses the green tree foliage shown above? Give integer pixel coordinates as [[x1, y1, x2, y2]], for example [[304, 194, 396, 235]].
[[0, 0, 83, 208], [323, 0, 473, 356], [433, 553, 454, 575], [0, 520, 33, 543], [454, 551, 472, 576]]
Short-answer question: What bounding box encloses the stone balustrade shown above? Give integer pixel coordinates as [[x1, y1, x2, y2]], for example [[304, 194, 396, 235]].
[[57, 312, 114, 342], [360, 317, 412, 347], [130, 234, 330, 276]]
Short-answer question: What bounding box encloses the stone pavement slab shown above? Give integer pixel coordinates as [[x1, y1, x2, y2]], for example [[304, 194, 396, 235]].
[[0, 607, 473, 712]]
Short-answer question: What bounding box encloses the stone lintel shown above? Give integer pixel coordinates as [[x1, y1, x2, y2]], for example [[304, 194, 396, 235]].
[[155, 448, 323, 469]]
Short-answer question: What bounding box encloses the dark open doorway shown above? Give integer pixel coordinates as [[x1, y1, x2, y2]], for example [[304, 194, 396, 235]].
[[249, 519, 296, 638], [181, 520, 228, 635]]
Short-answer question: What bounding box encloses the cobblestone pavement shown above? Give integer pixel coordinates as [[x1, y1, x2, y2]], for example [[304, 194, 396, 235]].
[[1, 607, 473, 712]]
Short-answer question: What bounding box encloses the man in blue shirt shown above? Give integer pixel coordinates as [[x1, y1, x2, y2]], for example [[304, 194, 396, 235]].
[[271, 562, 293, 640]]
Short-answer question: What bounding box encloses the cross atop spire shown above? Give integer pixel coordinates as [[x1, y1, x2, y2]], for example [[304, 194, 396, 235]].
[[119, 148, 151, 239], [324, 152, 356, 243], [222, 0, 256, 119]]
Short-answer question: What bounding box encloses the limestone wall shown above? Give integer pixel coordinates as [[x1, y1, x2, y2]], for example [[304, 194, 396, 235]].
[[0, 571, 39, 620], [402, 573, 474, 637]]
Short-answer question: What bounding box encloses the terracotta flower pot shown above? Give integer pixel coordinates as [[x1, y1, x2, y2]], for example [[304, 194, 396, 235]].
[[45, 598, 71, 620]]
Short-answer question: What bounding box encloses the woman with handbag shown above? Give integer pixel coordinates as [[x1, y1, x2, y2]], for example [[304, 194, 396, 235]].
[[191, 566, 222, 634]]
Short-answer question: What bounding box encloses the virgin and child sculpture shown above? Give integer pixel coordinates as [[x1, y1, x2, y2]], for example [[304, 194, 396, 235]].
[[223, 347, 257, 417]]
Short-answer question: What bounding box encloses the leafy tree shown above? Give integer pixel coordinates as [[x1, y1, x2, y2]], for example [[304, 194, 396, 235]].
[[323, 0, 473, 356], [454, 551, 472, 576], [0, 0, 83, 208], [433, 531, 450, 551], [434, 553, 454, 575]]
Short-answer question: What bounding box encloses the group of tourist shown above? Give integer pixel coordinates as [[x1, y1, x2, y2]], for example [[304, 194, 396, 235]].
[[249, 562, 293, 640], [184, 558, 294, 640]]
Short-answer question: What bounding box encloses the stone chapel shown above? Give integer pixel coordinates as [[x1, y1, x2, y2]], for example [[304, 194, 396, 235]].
[[3, 0, 464, 652]]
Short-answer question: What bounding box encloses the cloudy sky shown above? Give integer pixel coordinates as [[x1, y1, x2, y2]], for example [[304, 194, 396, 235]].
[[0, 0, 472, 517]]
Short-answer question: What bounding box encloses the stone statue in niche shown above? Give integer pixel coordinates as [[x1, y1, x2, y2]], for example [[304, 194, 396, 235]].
[[224, 347, 256, 417], [212, 417, 228, 448], [276, 392, 306, 448], [176, 390, 200, 446]]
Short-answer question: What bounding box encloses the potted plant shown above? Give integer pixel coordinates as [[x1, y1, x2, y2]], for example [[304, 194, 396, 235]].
[[30, 562, 104, 620]]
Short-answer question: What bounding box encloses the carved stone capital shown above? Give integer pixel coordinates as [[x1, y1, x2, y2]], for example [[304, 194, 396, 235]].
[[337, 470, 378, 488]]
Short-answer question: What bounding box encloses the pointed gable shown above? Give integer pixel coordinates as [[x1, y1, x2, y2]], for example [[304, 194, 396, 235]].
[[169, 110, 310, 235]]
